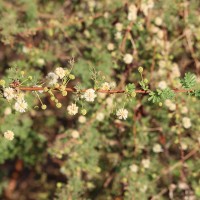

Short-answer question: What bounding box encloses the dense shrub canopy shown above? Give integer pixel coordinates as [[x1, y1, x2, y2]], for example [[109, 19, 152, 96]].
[[0, 0, 200, 199]]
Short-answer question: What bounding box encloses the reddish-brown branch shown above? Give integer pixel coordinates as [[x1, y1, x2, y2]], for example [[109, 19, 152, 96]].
[[18, 86, 193, 94]]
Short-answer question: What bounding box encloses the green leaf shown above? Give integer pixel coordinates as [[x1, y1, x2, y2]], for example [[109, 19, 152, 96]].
[[180, 72, 196, 89], [160, 88, 175, 100], [125, 83, 136, 94], [148, 88, 175, 103]]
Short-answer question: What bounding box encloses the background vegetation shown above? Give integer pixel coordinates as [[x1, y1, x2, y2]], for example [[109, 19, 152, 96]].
[[0, 0, 199, 199]]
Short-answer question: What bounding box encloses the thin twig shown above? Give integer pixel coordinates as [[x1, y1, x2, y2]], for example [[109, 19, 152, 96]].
[[18, 86, 193, 94]]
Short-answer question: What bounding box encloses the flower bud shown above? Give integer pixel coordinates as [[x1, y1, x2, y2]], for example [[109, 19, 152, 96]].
[[0, 79, 5, 86], [54, 83, 60, 88], [41, 104, 47, 110], [65, 69, 70, 75], [21, 71, 25, 75], [138, 66, 143, 73], [81, 109, 87, 115], [56, 103, 62, 108], [44, 87, 49, 92], [50, 96, 55, 101], [69, 74, 75, 80], [60, 85, 66, 91], [131, 91, 136, 97], [62, 91, 67, 96]]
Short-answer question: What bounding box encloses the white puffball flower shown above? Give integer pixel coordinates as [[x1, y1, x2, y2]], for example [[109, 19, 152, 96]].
[[107, 43, 115, 51], [14, 100, 28, 113], [158, 81, 167, 89], [78, 116, 86, 123], [115, 32, 122, 40], [16, 92, 25, 102], [165, 100, 176, 111], [88, 0, 96, 9], [128, 4, 137, 20], [128, 12, 137, 21], [4, 107, 12, 115], [182, 117, 192, 129], [96, 112, 105, 121], [4, 87, 16, 101], [22, 46, 30, 54], [116, 108, 128, 120], [4, 130, 14, 141], [123, 54, 133, 64], [181, 106, 188, 114], [180, 143, 188, 150], [128, 4, 137, 21], [46, 72, 59, 86], [37, 58, 45, 66], [141, 159, 150, 169], [140, 0, 154, 16], [165, 99, 172, 107], [55, 67, 66, 79], [83, 89, 97, 102], [129, 164, 138, 173], [155, 17, 163, 26], [115, 23, 123, 32], [103, 12, 109, 19], [101, 82, 110, 90], [153, 144, 163, 153], [169, 103, 176, 111], [67, 103, 78, 115], [71, 130, 80, 139]]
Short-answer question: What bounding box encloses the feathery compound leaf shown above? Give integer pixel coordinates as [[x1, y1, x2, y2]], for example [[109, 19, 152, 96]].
[[125, 83, 135, 93], [180, 72, 196, 89], [148, 88, 175, 103], [160, 88, 175, 100], [194, 90, 200, 99], [148, 91, 161, 103]]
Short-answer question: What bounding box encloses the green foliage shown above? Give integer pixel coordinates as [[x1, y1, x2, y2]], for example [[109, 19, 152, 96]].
[[148, 88, 175, 103], [0, 0, 200, 199], [180, 72, 196, 89]]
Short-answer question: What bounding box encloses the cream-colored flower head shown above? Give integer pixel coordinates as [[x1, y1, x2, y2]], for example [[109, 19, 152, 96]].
[[158, 81, 167, 90], [71, 130, 80, 139], [115, 23, 123, 32], [96, 112, 105, 121], [46, 72, 59, 86], [153, 144, 163, 153], [83, 89, 97, 102], [14, 100, 28, 113], [4, 130, 14, 141], [123, 54, 133, 64], [78, 116, 86, 123], [128, 4, 137, 21], [55, 67, 66, 79], [101, 82, 110, 90], [107, 43, 115, 51], [4, 87, 16, 101], [67, 103, 78, 115], [129, 164, 138, 173], [141, 159, 150, 169], [182, 117, 191, 129], [116, 108, 128, 120]]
